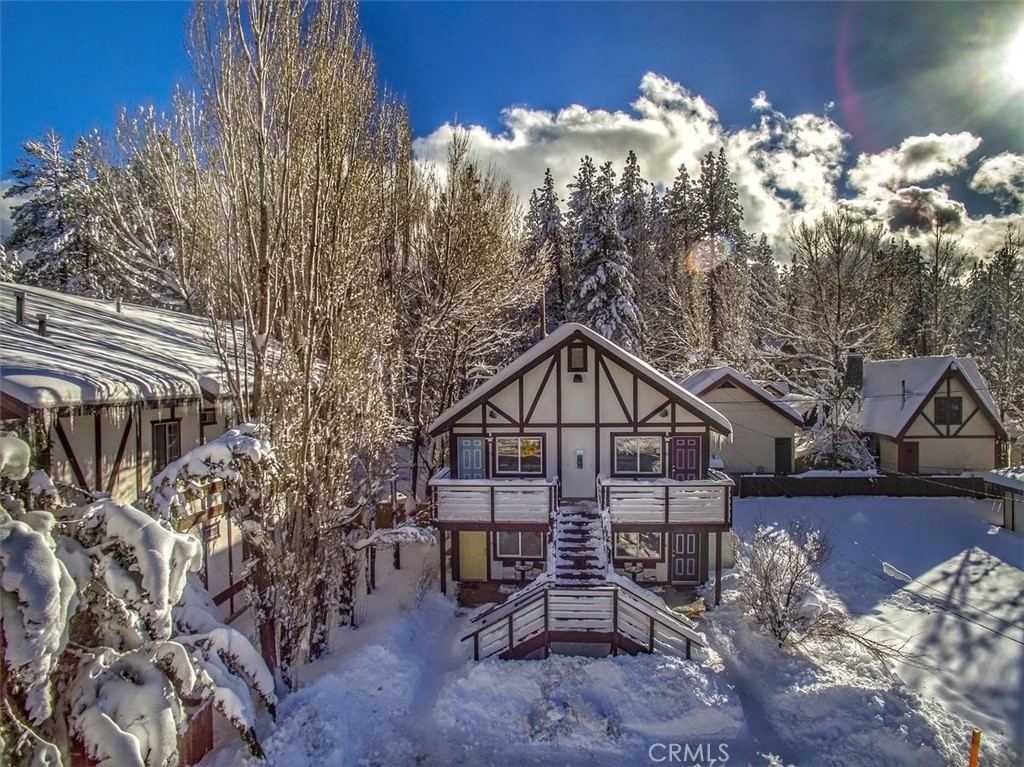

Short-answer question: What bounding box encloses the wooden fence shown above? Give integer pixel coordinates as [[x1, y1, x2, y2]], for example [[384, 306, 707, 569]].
[[738, 474, 986, 499]]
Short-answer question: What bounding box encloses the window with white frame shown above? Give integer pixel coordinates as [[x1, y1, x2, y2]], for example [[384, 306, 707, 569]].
[[614, 531, 663, 560], [153, 420, 181, 473], [496, 531, 544, 559], [614, 435, 663, 475], [494, 435, 543, 475]]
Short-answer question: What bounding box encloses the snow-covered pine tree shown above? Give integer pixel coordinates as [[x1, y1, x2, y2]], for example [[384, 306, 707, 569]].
[[616, 151, 659, 353], [566, 158, 643, 352], [748, 234, 779, 361], [0, 242, 21, 282], [521, 168, 570, 333], [4, 132, 104, 296]]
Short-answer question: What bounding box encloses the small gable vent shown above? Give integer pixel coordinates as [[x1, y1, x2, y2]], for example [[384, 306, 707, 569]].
[[568, 343, 587, 372], [719, 381, 736, 389]]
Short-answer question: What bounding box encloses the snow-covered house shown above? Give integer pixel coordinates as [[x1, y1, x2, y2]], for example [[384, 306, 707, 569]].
[[985, 467, 1023, 533], [680, 366, 803, 475], [851, 356, 1007, 475], [0, 283, 248, 620], [429, 322, 734, 588]]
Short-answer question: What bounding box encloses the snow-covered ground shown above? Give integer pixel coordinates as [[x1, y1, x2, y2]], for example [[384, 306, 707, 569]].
[[202, 496, 1023, 767]]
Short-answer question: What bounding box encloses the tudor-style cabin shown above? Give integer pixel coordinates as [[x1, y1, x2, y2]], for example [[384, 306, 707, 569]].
[[428, 324, 734, 608], [851, 356, 1007, 474]]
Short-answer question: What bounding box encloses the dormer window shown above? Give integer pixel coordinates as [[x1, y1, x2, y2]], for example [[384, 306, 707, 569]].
[[567, 343, 587, 372]]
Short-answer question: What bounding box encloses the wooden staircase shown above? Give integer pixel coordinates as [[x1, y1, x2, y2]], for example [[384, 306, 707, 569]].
[[461, 577, 705, 661], [552, 501, 607, 585]]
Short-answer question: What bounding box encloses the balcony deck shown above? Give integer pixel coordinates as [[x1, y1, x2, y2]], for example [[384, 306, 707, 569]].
[[599, 470, 733, 526], [430, 468, 557, 524]]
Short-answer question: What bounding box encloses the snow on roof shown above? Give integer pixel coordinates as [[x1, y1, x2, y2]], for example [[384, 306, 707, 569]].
[[852, 356, 1005, 439], [985, 466, 1024, 494], [678, 366, 803, 426], [1, 283, 232, 409], [428, 323, 732, 437]]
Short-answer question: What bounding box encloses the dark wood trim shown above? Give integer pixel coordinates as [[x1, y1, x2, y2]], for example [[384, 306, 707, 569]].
[[919, 409, 944, 436], [953, 406, 979, 436], [436, 521, 549, 532], [135, 405, 143, 495], [598, 354, 632, 423], [567, 341, 588, 372], [451, 530, 460, 581], [450, 421, 705, 429], [525, 357, 556, 424], [632, 376, 639, 431], [94, 412, 103, 493], [595, 349, 602, 479], [107, 411, 135, 495], [556, 351, 563, 500], [212, 576, 247, 607], [896, 366, 1007, 440], [491, 531, 547, 561], [892, 434, 998, 440], [483, 400, 519, 426], [610, 522, 732, 534], [518, 378, 525, 434], [608, 431, 667, 478], [53, 418, 89, 491], [491, 433, 547, 478], [639, 398, 673, 425]]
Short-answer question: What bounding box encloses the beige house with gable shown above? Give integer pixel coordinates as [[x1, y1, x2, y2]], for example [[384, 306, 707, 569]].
[[680, 366, 803, 475], [852, 356, 1006, 475]]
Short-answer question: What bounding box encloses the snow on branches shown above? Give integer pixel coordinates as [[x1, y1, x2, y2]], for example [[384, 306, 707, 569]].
[[0, 432, 276, 767]]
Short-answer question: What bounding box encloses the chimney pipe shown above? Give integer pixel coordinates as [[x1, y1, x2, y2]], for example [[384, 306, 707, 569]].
[[901, 379, 906, 408], [14, 289, 25, 324], [843, 348, 864, 392], [115, 298, 122, 313], [36, 312, 49, 336]]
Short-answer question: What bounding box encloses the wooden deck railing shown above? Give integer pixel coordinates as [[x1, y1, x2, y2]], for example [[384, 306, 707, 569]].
[[430, 468, 558, 524], [598, 471, 733, 526], [461, 580, 705, 661]]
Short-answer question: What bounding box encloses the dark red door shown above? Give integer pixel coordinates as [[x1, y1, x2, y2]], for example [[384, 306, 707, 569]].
[[898, 441, 919, 474], [672, 437, 703, 481]]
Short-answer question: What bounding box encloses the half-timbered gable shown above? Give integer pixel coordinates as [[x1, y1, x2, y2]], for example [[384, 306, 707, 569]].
[[429, 324, 735, 608], [853, 356, 1006, 474]]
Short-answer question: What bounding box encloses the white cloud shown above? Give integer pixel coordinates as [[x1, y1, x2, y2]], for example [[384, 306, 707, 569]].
[[413, 73, 846, 252], [751, 91, 772, 111], [848, 132, 982, 193], [969, 152, 1024, 211]]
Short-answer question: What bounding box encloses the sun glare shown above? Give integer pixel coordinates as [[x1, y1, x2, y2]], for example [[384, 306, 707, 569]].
[[1008, 25, 1024, 87]]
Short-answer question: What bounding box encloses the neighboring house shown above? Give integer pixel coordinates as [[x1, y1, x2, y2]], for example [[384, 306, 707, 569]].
[[428, 323, 734, 601], [0, 283, 247, 622], [851, 356, 1007, 474], [680, 366, 803, 475], [985, 467, 1023, 533]]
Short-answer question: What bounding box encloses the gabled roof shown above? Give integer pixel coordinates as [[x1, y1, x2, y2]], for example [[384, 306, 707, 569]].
[[679, 366, 803, 426], [1, 283, 230, 410], [428, 323, 732, 437], [852, 356, 1006, 439]]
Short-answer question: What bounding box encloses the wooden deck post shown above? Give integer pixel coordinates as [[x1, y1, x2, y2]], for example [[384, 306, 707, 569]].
[[439, 530, 447, 595], [611, 590, 619, 656], [473, 633, 480, 662], [686, 637, 691, 660], [648, 615, 655, 653], [544, 589, 551, 658], [714, 531, 722, 607]]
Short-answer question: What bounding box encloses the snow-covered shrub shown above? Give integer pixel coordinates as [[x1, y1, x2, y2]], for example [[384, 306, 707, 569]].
[[735, 519, 835, 648], [0, 432, 276, 767], [736, 519, 913, 666], [798, 401, 876, 472]]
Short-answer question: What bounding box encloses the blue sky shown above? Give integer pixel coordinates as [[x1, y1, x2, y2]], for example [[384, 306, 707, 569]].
[[2, 1, 1023, 252]]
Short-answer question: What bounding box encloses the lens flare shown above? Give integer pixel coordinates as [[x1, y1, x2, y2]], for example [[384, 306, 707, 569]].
[[1008, 25, 1024, 87], [685, 235, 734, 273]]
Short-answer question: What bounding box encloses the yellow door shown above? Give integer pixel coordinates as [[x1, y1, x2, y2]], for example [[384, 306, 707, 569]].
[[458, 531, 488, 581]]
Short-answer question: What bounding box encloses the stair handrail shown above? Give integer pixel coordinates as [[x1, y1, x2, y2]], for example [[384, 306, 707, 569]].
[[467, 575, 551, 625], [615, 586, 706, 647]]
